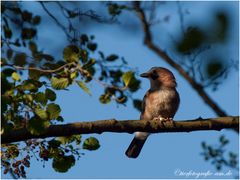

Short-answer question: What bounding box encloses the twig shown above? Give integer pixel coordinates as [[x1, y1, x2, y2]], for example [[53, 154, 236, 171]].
[[5, 62, 75, 73], [133, 2, 227, 117]]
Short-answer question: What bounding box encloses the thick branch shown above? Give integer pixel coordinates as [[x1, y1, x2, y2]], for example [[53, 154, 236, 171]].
[[133, 2, 227, 117], [2, 116, 239, 144]]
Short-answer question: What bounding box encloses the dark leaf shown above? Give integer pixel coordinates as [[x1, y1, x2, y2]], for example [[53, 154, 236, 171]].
[[133, 99, 142, 112], [83, 137, 100, 150], [28, 116, 50, 135], [45, 88, 56, 101], [32, 15, 41, 25], [13, 53, 27, 66], [106, 54, 118, 61], [177, 26, 205, 53], [34, 92, 47, 105], [52, 155, 75, 173], [87, 43, 97, 51]]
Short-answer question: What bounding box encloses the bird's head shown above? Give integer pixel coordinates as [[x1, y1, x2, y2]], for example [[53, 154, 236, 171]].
[[140, 67, 177, 89]]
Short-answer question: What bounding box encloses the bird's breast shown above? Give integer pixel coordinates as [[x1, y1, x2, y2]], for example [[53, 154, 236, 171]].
[[141, 89, 179, 120]]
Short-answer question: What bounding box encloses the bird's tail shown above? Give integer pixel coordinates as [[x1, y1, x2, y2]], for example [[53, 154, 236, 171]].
[[125, 132, 149, 158]]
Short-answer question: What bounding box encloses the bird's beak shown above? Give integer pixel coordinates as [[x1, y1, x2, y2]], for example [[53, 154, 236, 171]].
[[140, 72, 149, 78]]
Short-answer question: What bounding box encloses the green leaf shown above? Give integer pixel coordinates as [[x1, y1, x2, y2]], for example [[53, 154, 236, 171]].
[[47, 103, 61, 120], [40, 54, 54, 61], [122, 71, 133, 87], [48, 139, 61, 148], [70, 71, 78, 79], [106, 54, 118, 61], [19, 80, 41, 92], [22, 10, 32, 22], [177, 26, 205, 53], [11, 72, 21, 81], [133, 99, 142, 112], [76, 80, 91, 95], [28, 117, 50, 135], [63, 45, 80, 62], [51, 77, 69, 90], [32, 15, 41, 25], [128, 78, 140, 92], [87, 43, 97, 51], [4, 26, 12, 39], [45, 88, 56, 101], [83, 137, 100, 150], [206, 61, 223, 78], [35, 92, 47, 105], [7, 49, 13, 59], [35, 108, 48, 119], [80, 34, 88, 44], [99, 94, 111, 104], [21, 27, 37, 39], [28, 69, 41, 80], [56, 116, 64, 122], [29, 41, 37, 53], [13, 53, 27, 66], [79, 50, 88, 62], [57, 135, 81, 145], [23, 94, 33, 102], [82, 59, 96, 70], [52, 155, 75, 173], [7, 145, 19, 158]]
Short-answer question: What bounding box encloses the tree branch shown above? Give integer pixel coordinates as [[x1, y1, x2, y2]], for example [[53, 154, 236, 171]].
[[5, 62, 76, 73], [2, 116, 239, 144], [133, 2, 227, 117]]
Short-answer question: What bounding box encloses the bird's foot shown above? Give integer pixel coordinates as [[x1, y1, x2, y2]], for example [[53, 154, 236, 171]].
[[153, 116, 174, 126]]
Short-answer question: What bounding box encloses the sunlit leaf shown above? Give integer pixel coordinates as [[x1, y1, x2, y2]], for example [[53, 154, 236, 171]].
[[51, 77, 69, 90], [34, 108, 48, 120], [63, 45, 80, 62], [122, 71, 133, 87], [11, 72, 21, 81], [76, 80, 91, 95]]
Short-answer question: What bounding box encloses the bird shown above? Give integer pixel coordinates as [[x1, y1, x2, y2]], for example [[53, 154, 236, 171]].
[[125, 67, 180, 158]]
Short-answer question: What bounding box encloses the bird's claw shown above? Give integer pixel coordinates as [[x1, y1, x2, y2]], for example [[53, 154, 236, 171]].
[[153, 116, 174, 126]]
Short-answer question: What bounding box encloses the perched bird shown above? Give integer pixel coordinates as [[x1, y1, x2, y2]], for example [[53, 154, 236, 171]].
[[125, 67, 180, 158]]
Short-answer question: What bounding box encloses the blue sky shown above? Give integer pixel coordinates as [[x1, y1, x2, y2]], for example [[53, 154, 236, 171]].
[[1, 1, 239, 179]]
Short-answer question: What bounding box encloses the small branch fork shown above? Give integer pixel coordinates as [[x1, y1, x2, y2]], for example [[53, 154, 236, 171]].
[[2, 116, 239, 144]]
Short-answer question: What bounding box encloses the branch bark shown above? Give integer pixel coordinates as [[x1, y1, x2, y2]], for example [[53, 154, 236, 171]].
[[2, 116, 239, 144], [133, 2, 227, 117]]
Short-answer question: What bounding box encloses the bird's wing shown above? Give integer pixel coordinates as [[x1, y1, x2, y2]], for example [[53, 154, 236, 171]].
[[140, 90, 150, 120]]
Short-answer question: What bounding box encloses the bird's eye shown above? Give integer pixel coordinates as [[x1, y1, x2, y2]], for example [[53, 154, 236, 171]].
[[151, 70, 158, 80]]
